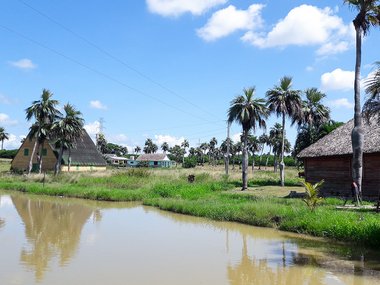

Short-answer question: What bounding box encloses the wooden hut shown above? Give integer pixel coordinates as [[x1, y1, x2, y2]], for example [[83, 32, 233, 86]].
[[11, 129, 107, 172], [297, 117, 380, 197]]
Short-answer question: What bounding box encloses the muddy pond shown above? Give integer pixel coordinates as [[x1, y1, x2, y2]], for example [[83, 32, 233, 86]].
[[1, 192, 380, 285]]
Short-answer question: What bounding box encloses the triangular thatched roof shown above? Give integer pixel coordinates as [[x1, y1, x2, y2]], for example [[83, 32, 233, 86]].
[[53, 130, 107, 166], [298, 116, 380, 158]]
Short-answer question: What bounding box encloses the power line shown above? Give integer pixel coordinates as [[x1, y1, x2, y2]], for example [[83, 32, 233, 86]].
[[0, 24, 216, 123], [17, 0, 222, 121]]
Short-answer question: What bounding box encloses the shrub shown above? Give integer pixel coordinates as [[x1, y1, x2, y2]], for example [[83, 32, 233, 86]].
[[0, 149, 18, 159], [182, 157, 197, 168]]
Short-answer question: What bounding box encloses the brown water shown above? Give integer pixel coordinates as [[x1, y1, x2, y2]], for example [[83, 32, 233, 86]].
[[1, 192, 380, 285]]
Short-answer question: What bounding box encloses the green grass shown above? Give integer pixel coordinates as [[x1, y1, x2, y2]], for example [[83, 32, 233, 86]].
[[1, 165, 380, 247], [0, 159, 11, 173]]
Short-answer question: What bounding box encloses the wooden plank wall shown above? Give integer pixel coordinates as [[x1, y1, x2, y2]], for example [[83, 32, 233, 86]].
[[363, 153, 380, 197], [305, 156, 351, 196], [305, 153, 380, 197]]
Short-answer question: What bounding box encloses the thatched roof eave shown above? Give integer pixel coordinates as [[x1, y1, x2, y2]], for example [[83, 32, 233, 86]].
[[297, 116, 380, 158]]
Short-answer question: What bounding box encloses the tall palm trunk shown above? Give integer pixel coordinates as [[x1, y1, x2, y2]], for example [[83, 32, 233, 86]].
[[242, 131, 248, 190], [258, 144, 264, 170], [352, 25, 364, 197], [38, 141, 45, 174], [1, 140, 3, 150], [68, 147, 72, 172], [28, 139, 39, 174], [274, 156, 278, 172], [251, 153, 255, 174], [54, 145, 64, 175], [280, 112, 286, 187]]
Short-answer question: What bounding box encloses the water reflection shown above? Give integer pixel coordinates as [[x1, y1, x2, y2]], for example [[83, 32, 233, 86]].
[[11, 195, 97, 281], [0, 196, 4, 229], [1, 192, 380, 285], [146, 207, 380, 284]]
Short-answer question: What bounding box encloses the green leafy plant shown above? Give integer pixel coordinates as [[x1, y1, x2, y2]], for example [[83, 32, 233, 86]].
[[182, 157, 197, 168], [302, 180, 324, 211]]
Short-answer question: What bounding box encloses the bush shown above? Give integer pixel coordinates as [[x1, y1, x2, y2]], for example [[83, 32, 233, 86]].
[[0, 149, 18, 159], [182, 157, 197, 168]]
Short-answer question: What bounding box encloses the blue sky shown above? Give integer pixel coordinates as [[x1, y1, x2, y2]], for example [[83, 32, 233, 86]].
[[1, 0, 379, 152]]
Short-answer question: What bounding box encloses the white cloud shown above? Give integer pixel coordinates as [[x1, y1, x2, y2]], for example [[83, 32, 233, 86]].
[[241, 5, 353, 56], [316, 41, 349, 56], [109, 134, 129, 144], [197, 4, 264, 41], [328, 98, 354, 109], [231, 132, 241, 143], [0, 113, 18, 126], [321, 68, 354, 91], [146, 0, 226, 17], [84, 121, 101, 136], [3, 134, 25, 150], [154, 134, 185, 147], [107, 134, 135, 153], [9, 58, 37, 70], [90, 100, 107, 110], [306, 66, 314, 72]]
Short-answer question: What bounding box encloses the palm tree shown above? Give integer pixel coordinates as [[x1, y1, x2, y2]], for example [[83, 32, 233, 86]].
[[209, 137, 218, 166], [25, 89, 61, 174], [228, 87, 268, 190], [220, 138, 232, 172], [297, 88, 330, 127], [292, 88, 331, 157], [266, 76, 302, 186], [161, 142, 169, 154], [96, 133, 107, 153], [200, 142, 208, 165], [188, 147, 196, 156], [233, 141, 242, 170], [134, 146, 141, 155], [269, 123, 283, 172], [364, 61, 380, 123], [258, 133, 268, 170], [344, 0, 380, 194], [363, 97, 380, 123], [181, 139, 189, 164], [51, 103, 84, 175], [0, 127, 9, 150], [247, 135, 260, 174]]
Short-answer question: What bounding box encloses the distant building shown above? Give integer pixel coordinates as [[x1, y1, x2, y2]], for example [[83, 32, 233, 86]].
[[103, 154, 129, 167], [11, 130, 107, 172], [298, 117, 380, 197], [134, 153, 174, 168]]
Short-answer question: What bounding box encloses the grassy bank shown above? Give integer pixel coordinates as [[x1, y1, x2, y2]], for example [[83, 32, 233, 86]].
[[1, 166, 380, 247]]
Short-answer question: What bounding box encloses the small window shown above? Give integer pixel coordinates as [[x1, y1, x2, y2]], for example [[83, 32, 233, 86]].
[[42, 148, 47, 156], [154, 161, 158, 166], [24, 148, 29, 156]]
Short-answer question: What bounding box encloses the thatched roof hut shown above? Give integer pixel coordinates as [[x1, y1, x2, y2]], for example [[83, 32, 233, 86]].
[[298, 116, 380, 197], [11, 129, 107, 172], [298, 117, 380, 158]]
